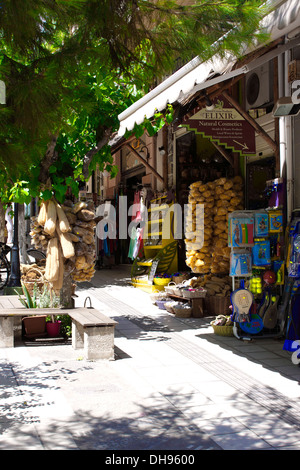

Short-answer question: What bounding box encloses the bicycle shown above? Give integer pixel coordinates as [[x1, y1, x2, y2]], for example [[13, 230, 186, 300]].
[[26, 248, 46, 264]]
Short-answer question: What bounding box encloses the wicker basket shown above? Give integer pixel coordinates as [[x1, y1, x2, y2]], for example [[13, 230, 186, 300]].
[[165, 301, 177, 314], [150, 292, 169, 303], [156, 299, 169, 310], [210, 322, 234, 337], [165, 282, 182, 296], [181, 287, 206, 299], [172, 273, 190, 284], [173, 303, 192, 318], [22, 267, 46, 296]]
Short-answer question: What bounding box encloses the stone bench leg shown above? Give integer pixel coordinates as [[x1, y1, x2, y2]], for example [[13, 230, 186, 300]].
[[84, 326, 115, 361], [72, 320, 84, 350], [0, 317, 14, 348], [14, 317, 22, 341]]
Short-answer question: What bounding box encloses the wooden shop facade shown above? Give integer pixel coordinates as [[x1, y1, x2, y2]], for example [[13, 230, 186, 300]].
[[83, 1, 300, 334]]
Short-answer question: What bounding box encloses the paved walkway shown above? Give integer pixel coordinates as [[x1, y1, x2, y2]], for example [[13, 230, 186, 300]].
[[1, 265, 300, 450]]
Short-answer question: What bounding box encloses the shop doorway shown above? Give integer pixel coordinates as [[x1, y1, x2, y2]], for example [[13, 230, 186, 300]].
[[119, 169, 146, 264], [246, 156, 275, 210]]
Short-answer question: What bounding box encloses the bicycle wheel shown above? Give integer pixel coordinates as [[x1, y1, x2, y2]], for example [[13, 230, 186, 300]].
[[0, 255, 10, 289]]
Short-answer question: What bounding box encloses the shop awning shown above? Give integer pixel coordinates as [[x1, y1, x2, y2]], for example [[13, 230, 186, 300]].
[[117, 0, 300, 137], [117, 54, 239, 136]]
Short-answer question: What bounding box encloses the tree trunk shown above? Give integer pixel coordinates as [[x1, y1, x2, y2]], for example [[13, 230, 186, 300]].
[[0, 202, 5, 243], [59, 272, 74, 308], [18, 204, 30, 264]]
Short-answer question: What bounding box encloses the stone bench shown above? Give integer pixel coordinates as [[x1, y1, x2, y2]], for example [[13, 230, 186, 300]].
[[0, 306, 71, 348], [0, 296, 118, 360], [0, 297, 58, 347], [70, 308, 117, 361]]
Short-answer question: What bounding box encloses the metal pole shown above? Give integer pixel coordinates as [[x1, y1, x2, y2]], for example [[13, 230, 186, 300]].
[[7, 202, 21, 287]]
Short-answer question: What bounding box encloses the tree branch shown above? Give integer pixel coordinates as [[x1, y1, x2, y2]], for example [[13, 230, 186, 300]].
[[82, 126, 112, 179], [38, 134, 59, 184]]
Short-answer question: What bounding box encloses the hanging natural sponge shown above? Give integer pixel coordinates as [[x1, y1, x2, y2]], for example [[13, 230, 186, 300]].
[[45, 237, 60, 281], [56, 203, 71, 233], [44, 200, 57, 236]]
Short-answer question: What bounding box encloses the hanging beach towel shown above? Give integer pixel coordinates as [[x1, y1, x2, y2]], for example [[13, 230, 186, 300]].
[[228, 212, 254, 247]]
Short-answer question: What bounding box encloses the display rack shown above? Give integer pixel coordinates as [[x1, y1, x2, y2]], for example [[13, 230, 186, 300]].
[[229, 208, 285, 340], [167, 293, 205, 317], [131, 196, 178, 292]]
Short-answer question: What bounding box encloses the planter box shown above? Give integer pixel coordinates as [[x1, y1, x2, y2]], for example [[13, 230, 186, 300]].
[[22, 315, 47, 339]]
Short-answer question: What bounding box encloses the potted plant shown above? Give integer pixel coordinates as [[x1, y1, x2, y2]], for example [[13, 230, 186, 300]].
[[16, 283, 46, 338], [35, 285, 62, 337], [16, 283, 63, 338]]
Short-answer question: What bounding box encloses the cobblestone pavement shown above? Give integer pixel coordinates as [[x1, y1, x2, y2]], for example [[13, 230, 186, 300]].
[[1, 265, 300, 451]]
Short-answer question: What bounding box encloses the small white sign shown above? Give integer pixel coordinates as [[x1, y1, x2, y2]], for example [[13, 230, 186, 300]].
[[292, 80, 300, 104]]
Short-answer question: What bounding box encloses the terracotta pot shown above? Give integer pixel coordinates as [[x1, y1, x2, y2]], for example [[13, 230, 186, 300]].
[[22, 315, 47, 339], [46, 321, 61, 338]]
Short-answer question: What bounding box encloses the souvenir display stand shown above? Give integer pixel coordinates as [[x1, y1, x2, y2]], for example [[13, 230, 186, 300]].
[[131, 195, 178, 292], [282, 210, 300, 355], [229, 178, 286, 340]]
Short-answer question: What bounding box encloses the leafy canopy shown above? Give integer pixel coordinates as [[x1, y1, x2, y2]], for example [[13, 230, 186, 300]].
[[0, 0, 268, 203]]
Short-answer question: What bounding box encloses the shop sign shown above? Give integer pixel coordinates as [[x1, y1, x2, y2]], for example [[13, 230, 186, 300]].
[[182, 95, 256, 156]]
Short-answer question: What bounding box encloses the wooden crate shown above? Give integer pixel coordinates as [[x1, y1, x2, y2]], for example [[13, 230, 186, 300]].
[[204, 296, 231, 316]]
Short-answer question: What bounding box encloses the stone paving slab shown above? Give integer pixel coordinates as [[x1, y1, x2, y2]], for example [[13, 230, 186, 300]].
[[0, 267, 300, 450], [76, 269, 300, 450]]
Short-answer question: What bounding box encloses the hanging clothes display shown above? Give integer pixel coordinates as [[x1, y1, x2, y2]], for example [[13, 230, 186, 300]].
[[95, 202, 118, 268], [128, 190, 146, 260], [103, 224, 110, 257], [131, 190, 142, 222], [128, 226, 138, 260]]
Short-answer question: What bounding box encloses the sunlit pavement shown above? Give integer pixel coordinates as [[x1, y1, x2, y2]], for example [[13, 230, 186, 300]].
[[0, 265, 300, 450]]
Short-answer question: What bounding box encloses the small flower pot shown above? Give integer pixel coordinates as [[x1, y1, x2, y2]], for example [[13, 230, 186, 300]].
[[22, 315, 47, 339], [46, 321, 61, 338]]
